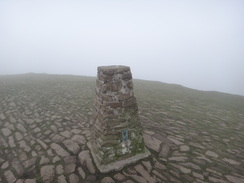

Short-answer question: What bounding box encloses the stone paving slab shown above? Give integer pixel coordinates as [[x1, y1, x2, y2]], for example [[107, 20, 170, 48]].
[[0, 74, 244, 183]]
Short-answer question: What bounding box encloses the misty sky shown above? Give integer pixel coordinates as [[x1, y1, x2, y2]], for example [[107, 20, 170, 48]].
[[0, 0, 244, 96]]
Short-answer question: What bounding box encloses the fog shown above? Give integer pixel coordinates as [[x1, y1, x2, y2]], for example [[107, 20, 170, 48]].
[[1, 0, 244, 96]]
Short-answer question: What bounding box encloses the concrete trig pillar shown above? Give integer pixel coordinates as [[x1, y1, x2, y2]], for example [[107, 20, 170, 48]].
[[88, 65, 150, 173]]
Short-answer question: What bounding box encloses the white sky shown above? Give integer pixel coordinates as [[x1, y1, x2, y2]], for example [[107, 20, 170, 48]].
[[0, 0, 244, 96]]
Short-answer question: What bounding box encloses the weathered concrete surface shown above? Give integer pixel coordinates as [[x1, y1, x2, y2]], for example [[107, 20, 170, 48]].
[[88, 141, 150, 173]]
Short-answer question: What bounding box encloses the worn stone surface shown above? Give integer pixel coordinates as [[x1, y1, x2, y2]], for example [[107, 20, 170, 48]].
[[78, 167, 86, 179], [4, 170, 16, 183], [56, 165, 64, 175], [64, 163, 76, 174], [23, 157, 36, 169], [143, 134, 161, 152], [222, 158, 241, 165], [12, 158, 24, 176], [1, 161, 9, 169], [0, 113, 6, 120], [0, 73, 243, 183], [50, 143, 69, 157], [180, 145, 190, 152], [142, 161, 152, 173], [78, 150, 96, 174], [58, 175, 67, 183], [68, 174, 79, 183], [101, 177, 115, 183], [134, 164, 157, 183], [40, 165, 55, 183], [160, 144, 170, 157], [193, 172, 204, 180], [63, 139, 80, 154], [2, 128, 11, 136], [25, 179, 36, 183], [225, 175, 244, 183], [40, 156, 50, 165], [205, 150, 219, 158], [113, 173, 126, 181], [124, 172, 147, 183]]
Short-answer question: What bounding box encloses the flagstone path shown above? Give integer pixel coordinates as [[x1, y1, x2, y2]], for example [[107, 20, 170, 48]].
[[0, 74, 243, 183]]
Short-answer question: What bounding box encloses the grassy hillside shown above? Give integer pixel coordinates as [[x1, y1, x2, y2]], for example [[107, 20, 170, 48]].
[[0, 74, 243, 183]]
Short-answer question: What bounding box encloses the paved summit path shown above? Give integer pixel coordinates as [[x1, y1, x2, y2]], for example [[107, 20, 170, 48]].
[[0, 74, 244, 183]]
